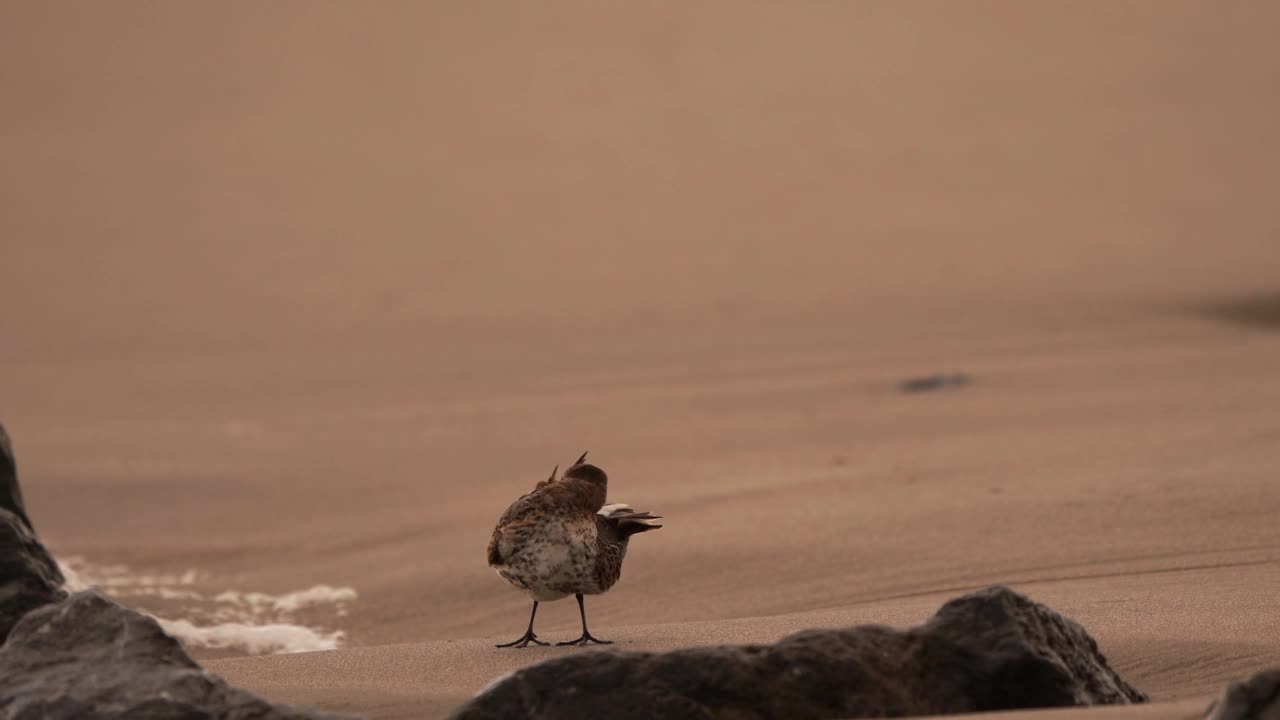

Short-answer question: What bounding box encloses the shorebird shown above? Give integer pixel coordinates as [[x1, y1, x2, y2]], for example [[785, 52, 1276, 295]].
[[487, 452, 662, 648]]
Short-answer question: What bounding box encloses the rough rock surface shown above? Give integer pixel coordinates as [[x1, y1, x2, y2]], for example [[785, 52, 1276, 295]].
[[0, 422, 67, 642], [452, 586, 1146, 720], [0, 423, 34, 529], [0, 422, 357, 720], [1204, 669, 1280, 720]]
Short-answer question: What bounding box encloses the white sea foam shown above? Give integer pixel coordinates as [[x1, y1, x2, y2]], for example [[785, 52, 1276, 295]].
[[59, 559, 88, 592], [54, 556, 356, 655], [115, 586, 204, 600], [213, 585, 358, 613], [156, 618, 344, 655], [58, 557, 200, 591]]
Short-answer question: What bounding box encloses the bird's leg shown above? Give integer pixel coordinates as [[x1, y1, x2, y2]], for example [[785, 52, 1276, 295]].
[[495, 601, 549, 648], [556, 593, 613, 646]]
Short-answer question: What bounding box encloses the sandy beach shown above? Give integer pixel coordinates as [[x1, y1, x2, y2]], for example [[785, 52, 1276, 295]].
[[3, 2, 1278, 718]]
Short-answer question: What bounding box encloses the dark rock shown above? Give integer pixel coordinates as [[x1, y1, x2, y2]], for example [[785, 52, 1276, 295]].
[[0, 422, 67, 642], [0, 423, 34, 530], [0, 591, 355, 719], [1204, 668, 1280, 720], [452, 586, 1145, 720], [897, 373, 972, 393], [925, 587, 1144, 707]]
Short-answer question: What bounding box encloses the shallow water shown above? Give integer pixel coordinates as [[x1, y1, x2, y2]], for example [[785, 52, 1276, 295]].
[[59, 556, 356, 655]]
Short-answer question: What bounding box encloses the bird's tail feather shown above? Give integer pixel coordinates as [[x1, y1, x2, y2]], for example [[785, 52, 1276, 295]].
[[599, 503, 663, 533]]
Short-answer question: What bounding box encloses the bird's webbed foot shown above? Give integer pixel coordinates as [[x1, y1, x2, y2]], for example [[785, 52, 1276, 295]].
[[556, 632, 613, 647], [495, 631, 550, 648]]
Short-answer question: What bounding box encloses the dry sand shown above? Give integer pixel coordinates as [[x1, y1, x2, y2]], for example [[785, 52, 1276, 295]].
[[2, 1, 1279, 718]]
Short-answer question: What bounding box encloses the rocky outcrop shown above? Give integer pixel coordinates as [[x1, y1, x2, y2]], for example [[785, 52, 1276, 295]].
[[0, 422, 67, 642], [1204, 669, 1280, 720], [0, 422, 357, 719], [452, 586, 1146, 720], [0, 423, 34, 529], [925, 587, 1144, 707]]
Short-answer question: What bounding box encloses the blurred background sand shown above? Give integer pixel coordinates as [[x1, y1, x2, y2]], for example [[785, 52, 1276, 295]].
[[2, 2, 1278, 717]]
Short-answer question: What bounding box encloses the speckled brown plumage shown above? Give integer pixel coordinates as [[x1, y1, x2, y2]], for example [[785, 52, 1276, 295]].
[[488, 452, 662, 648]]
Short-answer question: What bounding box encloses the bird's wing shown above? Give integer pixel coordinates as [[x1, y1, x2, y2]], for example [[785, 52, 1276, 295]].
[[488, 481, 596, 566], [488, 489, 541, 566], [486, 525, 504, 566]]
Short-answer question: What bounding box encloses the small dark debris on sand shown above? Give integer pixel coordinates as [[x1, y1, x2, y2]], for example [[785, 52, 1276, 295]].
[[1199, 292, 1280, 331], [897, 373, 972, 393]]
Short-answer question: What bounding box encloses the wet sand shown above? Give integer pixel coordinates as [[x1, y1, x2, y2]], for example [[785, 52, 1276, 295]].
[[3, 2, 1279, 718]]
